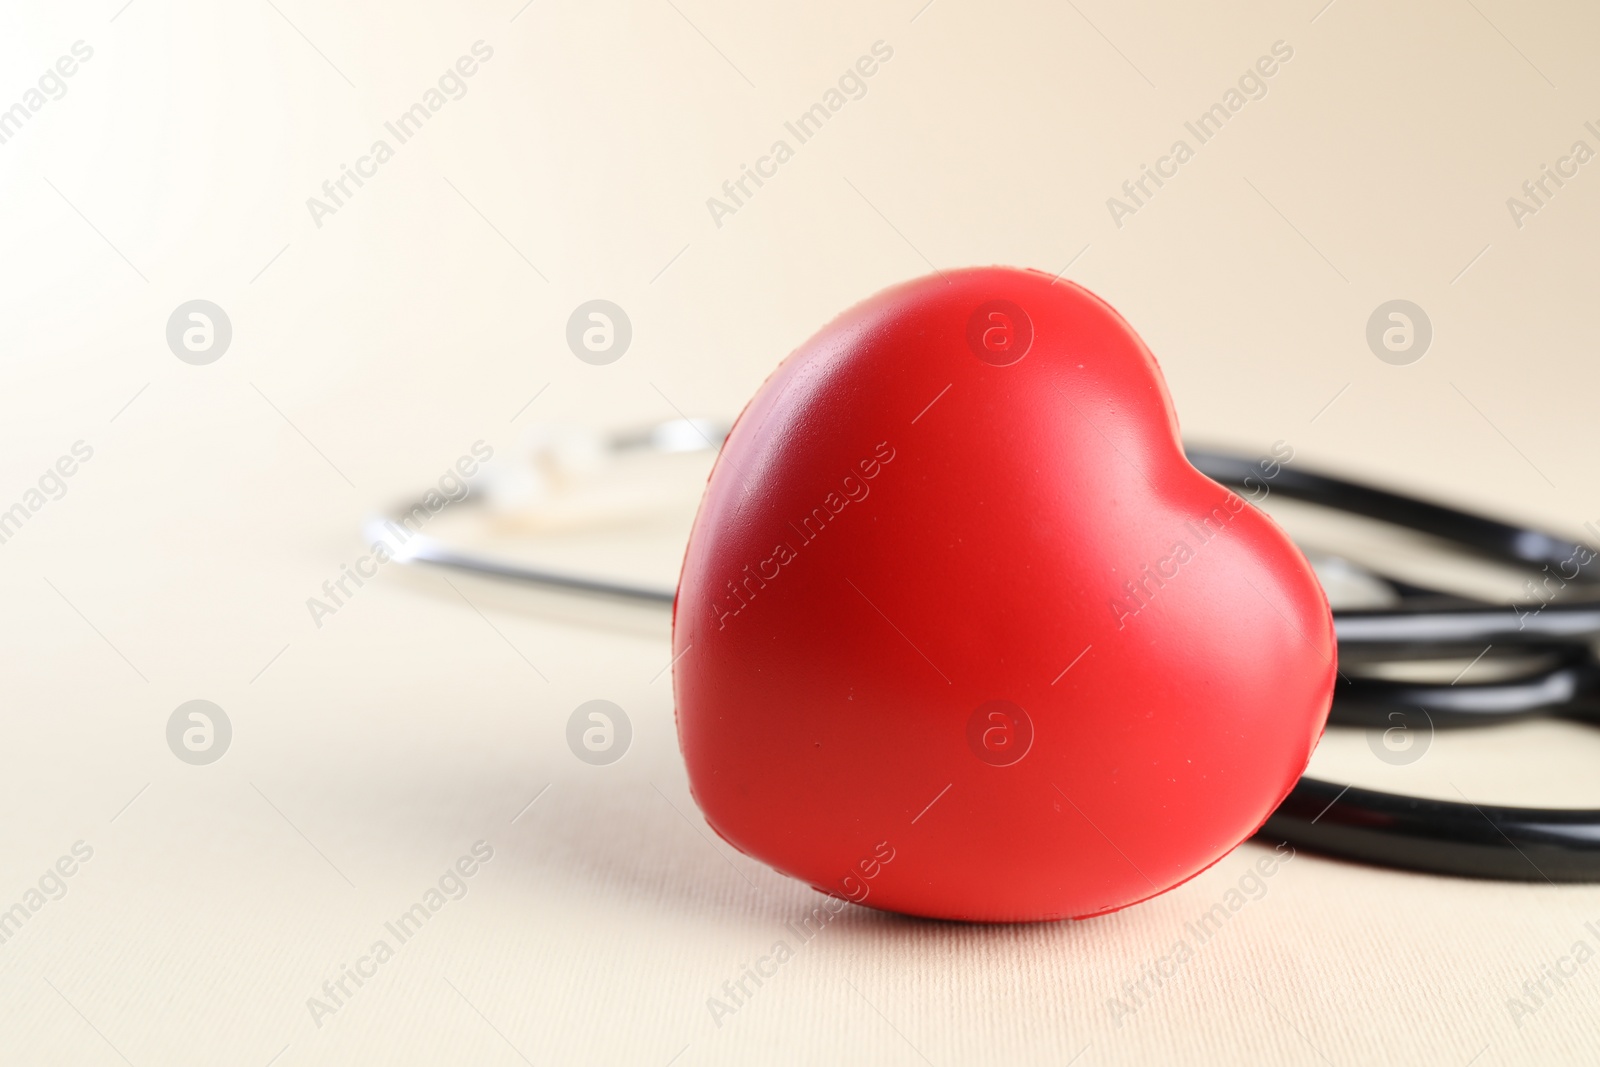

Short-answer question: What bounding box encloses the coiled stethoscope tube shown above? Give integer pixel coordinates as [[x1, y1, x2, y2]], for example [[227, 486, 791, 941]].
[[371, 429, 1600, 883], [1184, 449, 1600, 883]]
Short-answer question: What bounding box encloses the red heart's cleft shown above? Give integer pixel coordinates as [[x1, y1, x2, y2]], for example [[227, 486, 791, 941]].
[[671, 266, 1335, 922]]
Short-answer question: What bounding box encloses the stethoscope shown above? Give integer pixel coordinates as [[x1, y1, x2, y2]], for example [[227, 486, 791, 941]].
[[369, 423, 1600, 884]]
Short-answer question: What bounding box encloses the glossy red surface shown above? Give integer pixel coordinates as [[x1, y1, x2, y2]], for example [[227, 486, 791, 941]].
[[672, 267, 1335, 922]]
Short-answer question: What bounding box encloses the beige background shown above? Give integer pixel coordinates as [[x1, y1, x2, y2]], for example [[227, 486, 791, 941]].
[[3, 0, 1600, 1063]]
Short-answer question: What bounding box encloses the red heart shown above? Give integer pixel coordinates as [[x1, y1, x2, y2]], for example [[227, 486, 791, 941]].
[[672, 267, 1334, 922]]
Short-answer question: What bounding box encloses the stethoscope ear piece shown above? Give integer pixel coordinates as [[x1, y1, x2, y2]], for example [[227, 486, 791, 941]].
[[1302, 553, 1401, 610]]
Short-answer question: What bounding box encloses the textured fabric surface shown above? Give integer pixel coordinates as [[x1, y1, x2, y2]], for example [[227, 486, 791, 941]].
[[4, 1, 1600, 1064]]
